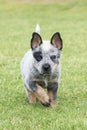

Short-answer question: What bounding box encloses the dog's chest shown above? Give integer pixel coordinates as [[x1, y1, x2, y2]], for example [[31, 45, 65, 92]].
[[37, 79, 48, 88]]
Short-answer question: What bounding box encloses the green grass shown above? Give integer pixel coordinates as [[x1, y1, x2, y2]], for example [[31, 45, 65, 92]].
[[0, 0, 87, 130]]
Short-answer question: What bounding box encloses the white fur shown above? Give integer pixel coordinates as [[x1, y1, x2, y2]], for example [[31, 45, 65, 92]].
[[20, 49, 33, 88], [35, 24, 40, 34], [41, 40, 51, 52]]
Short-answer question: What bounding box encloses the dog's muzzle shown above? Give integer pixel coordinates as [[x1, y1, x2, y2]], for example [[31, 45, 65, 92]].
[[42, 63, 51, 73]]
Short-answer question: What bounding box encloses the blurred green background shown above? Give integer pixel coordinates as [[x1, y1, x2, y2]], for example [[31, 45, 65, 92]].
[[0, 0, 87, 130]]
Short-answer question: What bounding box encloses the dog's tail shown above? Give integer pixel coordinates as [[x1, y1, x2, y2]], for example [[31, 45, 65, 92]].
[[35, 24, 40, 34]]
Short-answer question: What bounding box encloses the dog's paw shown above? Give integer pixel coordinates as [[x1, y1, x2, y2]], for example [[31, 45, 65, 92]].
[[41, 101, 50, 107], [50, 100, 57, 108]]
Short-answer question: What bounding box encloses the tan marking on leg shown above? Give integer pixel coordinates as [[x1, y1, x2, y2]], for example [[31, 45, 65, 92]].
[[29, 91, 36, 104], [48, 91, 57, 108], [50, 100, 57, 108], [34, 84, 49, 104]]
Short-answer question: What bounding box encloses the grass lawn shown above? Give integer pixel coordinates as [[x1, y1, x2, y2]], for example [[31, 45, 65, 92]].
[[0, 0, 87, 130]]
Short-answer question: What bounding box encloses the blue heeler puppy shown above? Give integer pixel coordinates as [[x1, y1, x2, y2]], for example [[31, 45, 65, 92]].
[[20, 25, 63, 108]]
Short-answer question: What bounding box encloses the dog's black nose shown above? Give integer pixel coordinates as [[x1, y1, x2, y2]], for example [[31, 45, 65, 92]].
[[42, 63, 51, 72]]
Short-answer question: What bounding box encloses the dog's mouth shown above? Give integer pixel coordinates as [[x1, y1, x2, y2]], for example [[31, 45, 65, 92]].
[[43, 72, 50, 76], [41, 70, 51, 76]]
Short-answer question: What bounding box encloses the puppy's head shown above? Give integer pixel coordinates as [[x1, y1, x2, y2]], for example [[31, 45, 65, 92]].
[[31, 32, 63, 75]]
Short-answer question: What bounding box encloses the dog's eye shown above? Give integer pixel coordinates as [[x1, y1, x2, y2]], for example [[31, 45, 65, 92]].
[[33, 52, 43, 62], [50, 55, 56, 62], [36, 55, 42, 61]]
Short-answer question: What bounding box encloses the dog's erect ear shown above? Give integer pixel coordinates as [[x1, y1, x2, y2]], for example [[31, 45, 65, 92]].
[[31, 32, 42, 49], [50, 32, 63, 50]]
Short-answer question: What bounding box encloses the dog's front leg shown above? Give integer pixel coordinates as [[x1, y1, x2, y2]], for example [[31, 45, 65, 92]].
[[29, 82, 50, 106], [47, 82, 58, 108]]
